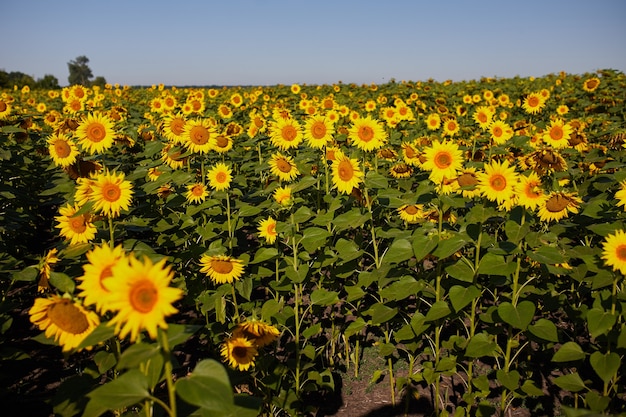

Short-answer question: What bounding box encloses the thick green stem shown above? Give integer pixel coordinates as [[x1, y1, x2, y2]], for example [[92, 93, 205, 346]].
[[160, 330, 177, 417], [385, 327, 395, 406], [225, 192, 233, 251], [230, 285, 240, 323], [364, 188, 380, 269], [294, 283, 301, 395]]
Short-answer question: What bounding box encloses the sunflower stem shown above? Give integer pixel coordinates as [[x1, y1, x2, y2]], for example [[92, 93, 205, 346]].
[[294, 282, 302, 396], [108, 216, 115, 248], [225, 191, 233, 251], [231, 284, 240, 323], [159, 329, 177, 417]]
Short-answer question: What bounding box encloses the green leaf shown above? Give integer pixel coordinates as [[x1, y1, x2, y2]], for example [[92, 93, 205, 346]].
[[504, 220, 530, 244], [83, 370, 150, 417], [261, 299, 283, 322], [116, 343, 160, 370], [335, 238, 363, 263], [445, 259, 475, 282], [586, 308, 616, 338], [477, 253, 514, 277], [432, 234, 468, 259], [379, 276, 423, 301], [449, 285, 481, 312], [364, 303, 398, 325], [585, 390, 611, 413], [251, 247, 279, 264], [94, 351, 117, 374], [344, 317, 367, 338], [300, 227, 331, 253], [293, 205, 313, 224], [589, 351, 620, 384], [310, 288, 339, 306], [332, 208, 369, 231], [527, 245, 564, 265], [49, 272, 75, 294], [302, 323, 322, 339], [496, 369, 520, 391], [175, 359, 235, 414], [365, 170, 389, 189], [497, 301, 535, 330], [465, 333, 498, 358], [77, 323, 116, 350], [382, 238, 414, 264], [285, 264, 309, 283], [395, 313, 429, 342], [520, 380, 545, 397], [424, 301, 451, 322], [552, 341, 586, 362], [553, 372, 586, 392], [412, 233, 438, 261], [12, 265, 38, 282], [528, 318, 559, 342]]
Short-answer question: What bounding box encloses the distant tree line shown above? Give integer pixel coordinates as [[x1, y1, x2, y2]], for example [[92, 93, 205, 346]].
[[0, 55, 106, 89]]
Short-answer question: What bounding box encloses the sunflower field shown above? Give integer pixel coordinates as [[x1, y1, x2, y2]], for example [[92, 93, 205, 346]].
[[1, 70, 626, 417]]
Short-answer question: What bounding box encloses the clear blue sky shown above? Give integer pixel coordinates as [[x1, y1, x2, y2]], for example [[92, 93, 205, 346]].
[[1, 0, 625, 86]]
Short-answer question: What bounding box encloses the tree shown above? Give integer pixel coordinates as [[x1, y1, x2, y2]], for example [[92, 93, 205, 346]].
[[67, 55, 93, 86], [92, 76, 107, 88], [36, 74, 60, 89]]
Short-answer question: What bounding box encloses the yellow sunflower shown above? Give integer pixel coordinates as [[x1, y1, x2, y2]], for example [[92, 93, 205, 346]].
[[161, 143, 188, 170], [75, 112, 116, 154], [583, 77, 600, 92], [601, 230, 626, 275], [55, 203, 97, 245], [477, 159, 518, 204], [489, 120, 514, 145], [233, 319, 280, 347], [90, 170, 134, 218], [614, 181, 626, 210], [389, 163, 413, 179], [161, 113, 187, 143], [106, 255, 183, 342], [207, 163, 232, 191], [47, 133, 79, 168], [472, 106, 494, 130], [455, 167, 480, 199], [269, 118, 303, 150], [522, 92, 545, 115], [397, 204, 425, 224], [273, 186, 293, 206], [421, 140, 464, 183], [442, 118, 460, 137], [37, 248, 59, 293], [199, 254, 245, 284], [425, 113, 441, 130], [401, 142, 422, 166], [210, 134, 233, 154], [331, 154, 364, 194], [347, 115, 387, 151], [537, 191, 582, 222], [29, 294, 100, 352], [303, 115, 334, 149], [185, 182, 209, 204], [0, 99, 12, 119], [77, 244, 126, 313], [258, 217, 278, 244], [183, 118, 215, 154], [515, 172, 544, 211], [221, 336, 258, 371], [542, 118, 573, 149], [268, 152, 300, 182]]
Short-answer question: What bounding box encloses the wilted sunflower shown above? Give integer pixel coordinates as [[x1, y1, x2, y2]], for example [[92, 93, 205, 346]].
[[332, 154, 364, 194], [542, 118, 573, 149], [258, 217, 278, 244], [268, 152, 300, 182], [397, 204, 425, 224], [537, 191, 582, 222], [525, 148, 568, 175], [273, 186, 293, 206], [207, 163, 232, 191], [47, 133, 79, 167], [106, 255, 183, 342], [477, 159, 518, 204], [200, 254, 245, 284], [601, 229, 626, 275], [221, 336, 258, 371], [29, 294, 100, 352], [55, 203, 97, 245], [304, 115, 334, 149], [185, 182, 209, 204], [233, 319, 280, 347], [269, 118, 303, 150], [347, 115, 388, 151], [90, 170, 134, 218], [183, 118, 215, 154], [77, 244, 126, 313], [421, 140, 464, 183], [75, 112, 116, 154]]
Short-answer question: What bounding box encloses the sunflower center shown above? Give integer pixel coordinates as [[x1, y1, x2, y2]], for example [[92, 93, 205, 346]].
[[216, 172, 228, 183], [215, 135, 229, 148], [254, 117, 264, 128], [338, 160, 354, 181], [490, 174, 507, 191], [276, 158, 293, 173], [267, 223, 276, 234], [86, 122, 106, 142], [528, 96, 540, 107], [358, 126, 374, 142], [478, 113, 488, 123], [616, 245, 626, 261], [102, 183, 121, 202], [48, 299, 90, 334], [212, 259, 234, 274], [69, 215, 87, 233], [190, 126, 209, 145], [434, 152, 452, 169], [550, 126, 564, 140], [281, 125, 297, 141], [233, 346, 250, 361], [492, 127, 503, 137], [586, 79, 599, 90], [447, 121, 457, 131], [55, 140, 72, 158], [457, 173, 478, 187], [525, 183, 542, 198], [311, 122, 327, 139], [191, 100, 202, 111], [129, 280, 158, 313], [546, 194, 570, 212], [0, 101, 7, 112], [404, 146, 417, 158], [192, 185, 204, 196], [405, 205, 419, 215], [170, 119, 185, 136]]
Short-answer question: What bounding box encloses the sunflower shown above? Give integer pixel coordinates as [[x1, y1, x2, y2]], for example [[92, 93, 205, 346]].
[[37, 248, 59, 293], [455, 167, 480, 199], [425, 113, 441, 130], [601, 230, 626, 275], [442, 118, 460, 137], [55, 203, 97, 245], [29, 294, 100, 352], [258, 217, 278, 244], [347, 115, 387, 151], [199, 254, 245, 284], [273, 186, 293, 206], [230, 92, 243, 107], [185, 182, 209, 204], [207, 163, 232, 191], [331, 154, 364, 194], [210, 134, 233, 154], [161, 144, 188, 170], [183, 118, 215, 154], [47, 133, 79, 168], [536, 191, 581, 222], [522, 92, 545, 115], [268, 152, 300, 182], [233, 320, 280, 347], [472, 106, 494, 130], [161, 113, 187, 143], [303, 115, 334, 149], [515, 172, 544, 211], [583, 77, 600, 92], [542, 118, 573, 149], [477, 159, 519, 204], [75, 112, 116, 154], [106, 255, 183, 342], [614, 181, 626, 210], [77, 244, 126, 313], [221, 336, 258, 371], [0, 99, 12, 119], [489, 120, 514, 145], [421, 140, 464, 183], [525, 148, 568, 175], [397, 204, 425, 224], [90, 170, 134, 218], [389, 163, 413, 179], [269, 118, 303, 150]]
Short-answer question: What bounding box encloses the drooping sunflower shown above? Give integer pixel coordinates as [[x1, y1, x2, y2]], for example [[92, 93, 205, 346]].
[[207, 162, 232, 191], [37, 248, 59, 293], [331, 154, 364, 194], [268, 152, 300, 182], [29, 294, 100, 352], [489, 120, 514, 145], [233, 319, 280, 347], [401, 142, 422, 166], [161, 143, 188, 170], [389, 163, 414, 179], [477, 159, 519, 204], [582, 77, 600, 92], [221, 336, 258, 371], [515, 171, 545, 211], [273, 186, 293, 206], [397, 204, 425, 224], [55, 203, 97, 245], [77, 244, 126, 313], [47, 133, 79, 167], [347, 115, 387, 151], [185, 182, 209, 204], [601, 230, 626, 275], [75, 112, 116, 154], [90, 170, 134, 218], [524, 148, 568, 175], [455, 167, 480, 199], [269, 118, 303, 150], [421, 140, 464, 183], [199, 254, 245, 284], [303, 115, 334, 149], [210, 134, 234, 154], [522, 92, 545, 115], [106, 255, 183, 343], [542, 118, 573, 149], [258, 217, 278, 244], [537, 191, 582, 222], [183, 118, 215, 154]]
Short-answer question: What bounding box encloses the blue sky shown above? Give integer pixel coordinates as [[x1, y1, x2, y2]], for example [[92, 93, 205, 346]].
[[1, 0, 625, 86]]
